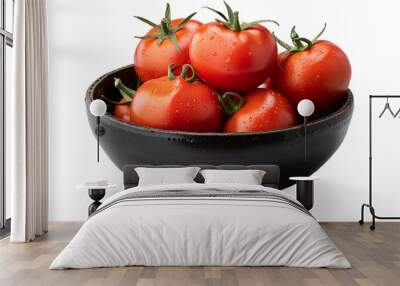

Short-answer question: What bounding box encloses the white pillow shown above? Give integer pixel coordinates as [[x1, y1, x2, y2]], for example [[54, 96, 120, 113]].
[[200, 169, 266, 185], [135, 167, 200, 186]]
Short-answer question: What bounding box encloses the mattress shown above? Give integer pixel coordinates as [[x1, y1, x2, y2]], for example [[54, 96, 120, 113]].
[[50, 183, 350, 269]]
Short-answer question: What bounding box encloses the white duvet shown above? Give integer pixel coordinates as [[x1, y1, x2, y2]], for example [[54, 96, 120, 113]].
[[50, 183, 350, 269]]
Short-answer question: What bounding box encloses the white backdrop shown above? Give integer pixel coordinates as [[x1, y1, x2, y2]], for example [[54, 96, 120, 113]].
[[47, 0, 400, 221]]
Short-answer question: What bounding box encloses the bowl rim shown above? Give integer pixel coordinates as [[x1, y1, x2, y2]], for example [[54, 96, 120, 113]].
[[86, 64, 354, 137]]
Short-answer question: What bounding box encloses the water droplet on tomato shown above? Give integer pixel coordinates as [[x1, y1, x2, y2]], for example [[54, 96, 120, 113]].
[[225, 56, 231, 63]]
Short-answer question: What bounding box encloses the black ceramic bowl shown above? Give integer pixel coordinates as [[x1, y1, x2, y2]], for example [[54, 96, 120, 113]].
[[85, 65, 353, 188]]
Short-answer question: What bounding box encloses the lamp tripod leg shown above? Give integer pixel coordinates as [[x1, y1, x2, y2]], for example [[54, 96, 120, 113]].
[[370, 206, 376, 230], [304, 116, 308, 162], [97, 116, 100, 162], [359, 203, 366, 225]]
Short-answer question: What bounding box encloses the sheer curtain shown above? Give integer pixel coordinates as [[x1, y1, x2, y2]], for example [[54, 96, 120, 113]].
[[8, 0, 48, 242]]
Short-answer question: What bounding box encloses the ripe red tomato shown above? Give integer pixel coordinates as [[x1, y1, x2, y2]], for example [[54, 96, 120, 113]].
[[273, 26, 351, 114], [189, 2, 277, 92], [134, 4, 201, 82], [224, 89, 297, 133], [114, 98, 131, 122], [131, 65, 222, 132]]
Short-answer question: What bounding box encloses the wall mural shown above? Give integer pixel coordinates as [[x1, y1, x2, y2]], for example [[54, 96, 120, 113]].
[[85, 2, 353, 188]]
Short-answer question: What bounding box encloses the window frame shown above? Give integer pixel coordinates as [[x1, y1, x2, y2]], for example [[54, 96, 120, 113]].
[[0, 0, 13, 233]]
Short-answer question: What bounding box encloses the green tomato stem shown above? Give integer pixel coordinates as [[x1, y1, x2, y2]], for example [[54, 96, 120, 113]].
[[160, 18, 170, 35], [180, 64, 196, 83], [218, 92, 244, 116], [231, 12, 241, 32], [114, 78, 135, 99], [165, 3, 171, 21], [274, 23, 327, 53], [167, 64, 177, 80], [203, 1, 277, 32], [134, 3, 196, 53], [312, 23, 327, 43]]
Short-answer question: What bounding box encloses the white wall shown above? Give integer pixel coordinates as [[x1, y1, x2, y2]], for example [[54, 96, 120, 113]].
[[47, 0, 400, 221]]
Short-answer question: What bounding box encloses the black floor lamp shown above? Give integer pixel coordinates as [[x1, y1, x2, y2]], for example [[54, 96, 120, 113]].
[[89, 99, 107, 162], [297, 99, 315, 161]]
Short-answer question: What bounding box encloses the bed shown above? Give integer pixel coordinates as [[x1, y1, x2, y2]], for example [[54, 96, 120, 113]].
[[50, 165, 350, 269]]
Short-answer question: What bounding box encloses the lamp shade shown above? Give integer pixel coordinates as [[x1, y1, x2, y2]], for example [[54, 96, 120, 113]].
[[90, 99, 107, 117], [297, 99, 315, 117]]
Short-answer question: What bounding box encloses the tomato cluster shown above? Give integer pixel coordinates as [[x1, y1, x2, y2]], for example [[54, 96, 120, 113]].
[[108, 2, 351, 133]]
